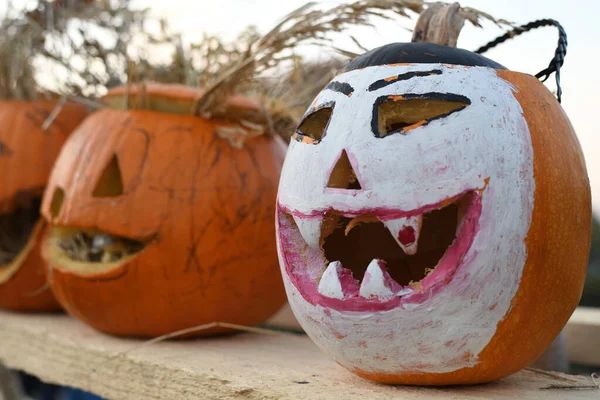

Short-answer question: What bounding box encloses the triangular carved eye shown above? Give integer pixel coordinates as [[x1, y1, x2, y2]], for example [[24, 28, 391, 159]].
[[92, 154, 124, 197], [327, 150, 362, 190]]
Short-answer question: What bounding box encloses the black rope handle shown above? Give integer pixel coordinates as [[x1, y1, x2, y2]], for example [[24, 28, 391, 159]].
[[474, 19, 567, 103]]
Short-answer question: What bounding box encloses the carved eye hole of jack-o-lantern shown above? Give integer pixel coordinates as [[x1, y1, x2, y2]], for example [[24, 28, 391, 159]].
[[0, 101, 88, 312], [277, 9, 591, 387], [40, 82, 287, 337]]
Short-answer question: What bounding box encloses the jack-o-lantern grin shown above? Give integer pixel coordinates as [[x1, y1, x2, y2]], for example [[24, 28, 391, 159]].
[[277, 188, 483, 312], [44, 226, 148, 273]]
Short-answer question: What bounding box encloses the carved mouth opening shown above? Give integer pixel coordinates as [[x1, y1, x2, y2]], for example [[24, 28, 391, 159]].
[[0, 198, 41, 268], [321, 195, 468, 287], [45, 226, 147, 273], [279, 189, 482, 309]]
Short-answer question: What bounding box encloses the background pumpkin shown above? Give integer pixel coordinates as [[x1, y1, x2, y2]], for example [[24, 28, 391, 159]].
[[0, 0, 172, 312], [0, 101, 88, 311], [40, 83, 287, 337]]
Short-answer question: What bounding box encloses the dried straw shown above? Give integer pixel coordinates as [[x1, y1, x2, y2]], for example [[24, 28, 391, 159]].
[[0, 0, 514, 139], [0, 0, 177, 100], [191, 1, 425, 117], [182, 0, 513, 141]]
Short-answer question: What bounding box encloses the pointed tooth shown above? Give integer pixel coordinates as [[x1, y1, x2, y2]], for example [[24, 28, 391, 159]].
[[360, 259, 395, 301], [382, 215, 423, 255], [318, 261, 344, 299], [293, 216, 323, 249]]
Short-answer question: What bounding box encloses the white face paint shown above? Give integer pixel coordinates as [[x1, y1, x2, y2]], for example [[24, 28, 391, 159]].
[[276, 63, 535, 375]]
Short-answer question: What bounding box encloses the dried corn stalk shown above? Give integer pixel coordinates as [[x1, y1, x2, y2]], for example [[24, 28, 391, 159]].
[[191, 1, 425, 117], [0, 0, 512, 142], [191, 0, 513, 128], [0, 0, 176, 100]]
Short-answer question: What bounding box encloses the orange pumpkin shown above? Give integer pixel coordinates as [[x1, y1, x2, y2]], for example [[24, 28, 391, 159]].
[[0, 100, 88, 311], [276, 43, 591, 384], [40, 83, 287, 337]]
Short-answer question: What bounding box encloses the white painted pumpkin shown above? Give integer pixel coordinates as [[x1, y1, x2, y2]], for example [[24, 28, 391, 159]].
[[276, 43, 591, 385]]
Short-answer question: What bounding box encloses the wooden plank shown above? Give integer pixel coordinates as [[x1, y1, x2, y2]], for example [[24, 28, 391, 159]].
[[0, 311, 597, 399], [565, 306, 600, 366]]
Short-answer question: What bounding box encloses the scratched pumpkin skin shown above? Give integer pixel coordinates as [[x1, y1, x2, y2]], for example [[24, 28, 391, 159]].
[[0, 101, 87, 312], [276, 43, 591, 385], [40, 83, 287, 337]]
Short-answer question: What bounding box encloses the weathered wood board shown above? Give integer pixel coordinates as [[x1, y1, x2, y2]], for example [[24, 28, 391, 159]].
[[0, 311, 598, 399]]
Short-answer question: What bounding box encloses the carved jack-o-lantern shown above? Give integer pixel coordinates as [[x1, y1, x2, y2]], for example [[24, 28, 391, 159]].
[[40, 83, 287, 337], [0, 101, 87, 311], [276, 43, 591, 385]]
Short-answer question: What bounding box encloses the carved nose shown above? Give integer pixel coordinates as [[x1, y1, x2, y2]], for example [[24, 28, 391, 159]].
[[327, 150, 362, 190]]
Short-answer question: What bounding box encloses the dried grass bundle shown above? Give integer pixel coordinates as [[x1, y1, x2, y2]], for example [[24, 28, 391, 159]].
[[260, 57, 346, 139], [192, 0, 425, 117], [0, 2, 45, 100], [0, 0, 511, 138], [185, 0, 513, 142], [106, 1, 426, 143], [0, 0, 176, 100]]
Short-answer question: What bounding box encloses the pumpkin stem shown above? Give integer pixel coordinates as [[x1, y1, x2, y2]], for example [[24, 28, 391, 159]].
[[411, 2, 465, 47]]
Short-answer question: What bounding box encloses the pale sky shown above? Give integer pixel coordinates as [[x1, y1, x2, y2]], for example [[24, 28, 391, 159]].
[[2, 0, 598, 211]]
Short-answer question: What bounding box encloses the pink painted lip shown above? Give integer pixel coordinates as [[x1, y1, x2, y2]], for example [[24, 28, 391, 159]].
[[277, 191, 483, 312]]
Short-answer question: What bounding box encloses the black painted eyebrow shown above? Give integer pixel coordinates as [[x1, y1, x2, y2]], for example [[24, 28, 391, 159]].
[[325, 81, 354, 96], [368, 69, 443, 92]]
